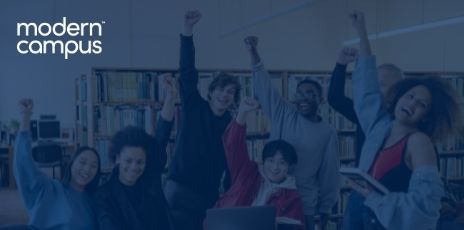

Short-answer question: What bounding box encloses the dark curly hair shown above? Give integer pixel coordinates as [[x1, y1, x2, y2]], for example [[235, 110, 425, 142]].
[[385, 76, 463, 141], [109, 126, 161, 185], [62, 147, 101, 194], [262, 139, 298, 165], [207, 72, 241, 105]]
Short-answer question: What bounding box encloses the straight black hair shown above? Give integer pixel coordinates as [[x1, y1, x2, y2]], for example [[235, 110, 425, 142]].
[[62, 146, 101, 194]]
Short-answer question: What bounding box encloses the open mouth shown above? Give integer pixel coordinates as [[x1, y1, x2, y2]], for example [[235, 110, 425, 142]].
[[401, 108, 412, 116]]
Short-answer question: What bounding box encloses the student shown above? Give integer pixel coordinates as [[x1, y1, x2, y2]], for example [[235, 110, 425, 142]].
[[95, 74, 177, 230], [14, 99, 101, 230], [212, 97, 305, 229], [244, 36, 340, 230], [344, 11, 463, 230], [327, 48, 403, 165], [163, 10, 241, 230]]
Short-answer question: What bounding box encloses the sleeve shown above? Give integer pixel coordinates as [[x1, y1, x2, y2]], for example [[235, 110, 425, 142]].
[[154, 115, 174, 171], [252, 62, 296, 123], [178, 34, 203, 106], [223, 121, 256, 184], [352, 56, 388, 134], [364, 166, 444, 230], [283, 196, 307, 230], [95, 191, 124, 230], [13, 130, 52, 212], [327, 63, 359, 124], [317, 131, 341, 214]]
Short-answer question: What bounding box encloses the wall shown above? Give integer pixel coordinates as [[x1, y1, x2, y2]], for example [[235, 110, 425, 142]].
[[1, 0, 464, 124]]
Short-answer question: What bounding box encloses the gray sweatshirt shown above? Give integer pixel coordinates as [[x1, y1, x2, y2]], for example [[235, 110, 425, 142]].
[[252, 62, 340, 215]]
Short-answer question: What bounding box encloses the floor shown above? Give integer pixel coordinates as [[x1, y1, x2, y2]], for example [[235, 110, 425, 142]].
[[0, 188, 28, 227]]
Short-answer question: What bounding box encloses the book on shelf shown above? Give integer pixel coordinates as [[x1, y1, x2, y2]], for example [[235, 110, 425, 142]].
[[340, 167, 389, 195]]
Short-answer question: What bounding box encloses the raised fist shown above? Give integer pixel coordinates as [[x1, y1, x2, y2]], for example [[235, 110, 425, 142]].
[[238, 97, 259, 115], [349, 10, 366, 33], [19, 98, 33, 116], [160, 73, 178, 101], [244, 36, 258, 51], [337, 47, 358, 65], [184, 10, 202, 28]]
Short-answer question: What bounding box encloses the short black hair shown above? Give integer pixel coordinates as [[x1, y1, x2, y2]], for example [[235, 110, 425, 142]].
[[297, 79, 323, 98], [262, 139, 297, 165], [207, 72, 241, 104], [109, 126, 161, 184], [61, 146, 101, 194]]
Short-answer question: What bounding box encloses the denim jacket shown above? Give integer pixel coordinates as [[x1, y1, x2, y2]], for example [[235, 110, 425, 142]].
[[351, 56, 444, 230]]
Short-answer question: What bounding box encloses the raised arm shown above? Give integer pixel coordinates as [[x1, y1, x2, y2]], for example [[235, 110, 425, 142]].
[[154, 73, 177, 171], [327, 47, 359, 123], [178, 10, 202, 105], [350, 11, 387, 133], [223, 98, 259, 183], [362, 133, 443, 229], [244, 36, 295, 122], [14, 99, 51, 212]]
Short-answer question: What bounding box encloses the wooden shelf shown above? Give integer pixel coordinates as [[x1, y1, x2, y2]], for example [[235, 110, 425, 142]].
[[246, 132, 270, 140], [93, 101, 161, 107]]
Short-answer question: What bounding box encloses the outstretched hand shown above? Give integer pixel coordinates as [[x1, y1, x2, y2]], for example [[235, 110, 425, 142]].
[[337, 47, 358, 65]]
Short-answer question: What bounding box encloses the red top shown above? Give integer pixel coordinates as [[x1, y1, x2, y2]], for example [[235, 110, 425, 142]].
[[369, 134, 413, 192], [212, 121, 305, 229]]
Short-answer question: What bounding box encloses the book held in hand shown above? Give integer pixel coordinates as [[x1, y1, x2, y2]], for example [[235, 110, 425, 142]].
[[340, 167, 390, 195]]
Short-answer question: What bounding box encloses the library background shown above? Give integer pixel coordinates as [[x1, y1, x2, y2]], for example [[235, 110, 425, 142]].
[[1, 0, 464, 229]]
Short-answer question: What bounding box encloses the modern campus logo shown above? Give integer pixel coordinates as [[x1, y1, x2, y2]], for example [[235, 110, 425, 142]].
[[17, 17, 105, 59]]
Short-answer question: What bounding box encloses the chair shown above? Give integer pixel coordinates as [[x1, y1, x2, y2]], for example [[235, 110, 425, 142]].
[[0, 147, 9, 187], [32, 143, 62, 179]]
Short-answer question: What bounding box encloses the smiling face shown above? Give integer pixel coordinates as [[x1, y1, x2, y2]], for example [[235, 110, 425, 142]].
[[209, 84, 237, 113], [394, 85, 432, 127], [116, 146, 146, 186], [262, 151, 289, 184], [293, 83, 321, 117], [70, 150, 99, 191]]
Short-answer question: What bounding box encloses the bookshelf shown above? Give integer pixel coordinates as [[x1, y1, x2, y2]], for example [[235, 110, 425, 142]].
[[75, 69, 464, 230]]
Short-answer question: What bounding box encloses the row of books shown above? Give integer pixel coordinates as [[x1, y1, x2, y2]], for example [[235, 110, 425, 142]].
[[438, 136, 464, 152], [93, 105, 155, 137], [445, 76, 464, 98], [94, 139, 112, 171], [338, 136, 356, 160], [93, 71, 160, 103], [440, 157, 464, 180]]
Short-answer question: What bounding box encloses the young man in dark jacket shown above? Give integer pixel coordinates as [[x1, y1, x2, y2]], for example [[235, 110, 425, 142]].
[[164, 10, 241, 230]]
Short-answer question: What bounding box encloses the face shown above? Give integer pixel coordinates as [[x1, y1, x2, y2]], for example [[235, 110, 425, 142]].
[[70, 150, 99, 190], [263, 151, 289, 184], [116, 146, 146, 186], [378, 68, 401, 96], [209, 84, 236, 112], [394, 85, 431, 127], [293, 83, 321, 116]]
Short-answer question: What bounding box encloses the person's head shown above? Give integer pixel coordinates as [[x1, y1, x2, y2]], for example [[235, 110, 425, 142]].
[[109, 126, 158, 186], [293, 79, 323, 118], [207, 72, 241, 113], [377, 63, 403, 95], [261, 140, 297, 184], [62, 147, 101, 194], [385, 76, 462, 141]]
